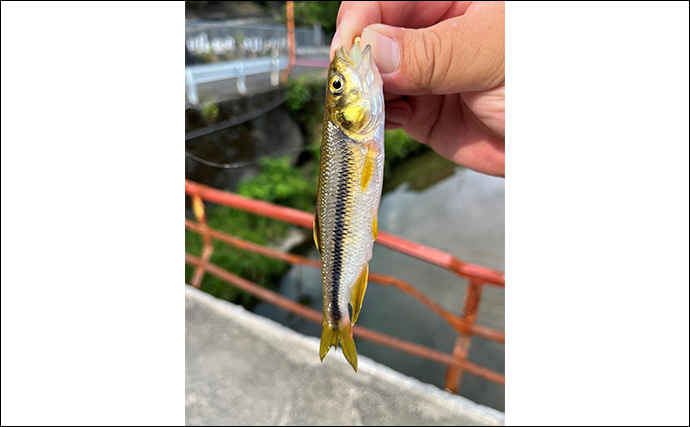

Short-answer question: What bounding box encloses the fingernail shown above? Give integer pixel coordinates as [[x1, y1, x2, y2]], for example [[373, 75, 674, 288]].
[[330, 26, 341, 58], [362, 26, 399, 74], [386, 101, 411, 125]]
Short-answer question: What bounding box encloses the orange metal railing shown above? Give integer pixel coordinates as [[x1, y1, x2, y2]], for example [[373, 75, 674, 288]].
[[185, 179, 505, 391], [281, 1, 296, 83]]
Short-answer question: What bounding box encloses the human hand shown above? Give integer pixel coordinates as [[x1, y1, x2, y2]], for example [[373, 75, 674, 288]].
[[330, 1, 505, 177]]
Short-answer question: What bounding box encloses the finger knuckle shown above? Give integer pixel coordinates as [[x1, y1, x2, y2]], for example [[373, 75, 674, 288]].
[[405, 29, 449, 92]]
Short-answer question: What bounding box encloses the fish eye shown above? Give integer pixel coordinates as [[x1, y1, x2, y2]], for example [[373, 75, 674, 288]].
[[329, 76, 344, 94]]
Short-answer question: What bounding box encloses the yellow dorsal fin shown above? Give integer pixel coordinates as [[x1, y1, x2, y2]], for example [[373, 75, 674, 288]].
[[350, 264, 369, 325], [372, 216, 378, 240], [313, 208, 321, 253], [361, 142, 377, 191]]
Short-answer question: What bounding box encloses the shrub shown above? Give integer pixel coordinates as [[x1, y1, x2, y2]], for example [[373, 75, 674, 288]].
[[185, 156, 318, 306], [384, 129, 428, 176]]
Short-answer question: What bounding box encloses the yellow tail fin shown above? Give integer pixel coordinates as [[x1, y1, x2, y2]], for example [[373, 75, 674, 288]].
[[320, 323, 358, 372]]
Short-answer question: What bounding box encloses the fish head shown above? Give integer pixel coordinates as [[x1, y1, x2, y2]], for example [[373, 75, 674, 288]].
[[327, 42, 384, 140]]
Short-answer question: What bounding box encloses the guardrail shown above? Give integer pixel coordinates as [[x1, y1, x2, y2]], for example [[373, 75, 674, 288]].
[[185, 56, 288, 104], [185, 180, 505, 392]]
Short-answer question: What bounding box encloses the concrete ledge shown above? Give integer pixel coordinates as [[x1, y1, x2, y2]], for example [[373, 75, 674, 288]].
[[185, 285, 505, 426]]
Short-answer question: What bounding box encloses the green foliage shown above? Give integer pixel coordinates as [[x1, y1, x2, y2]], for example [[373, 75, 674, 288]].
[[285, 73, 326, 115], [201, 100, 219, 123], [384, 129, 428, 176], [185, 214, 289, 305], [235, 31, 245, 46], [282, 1, 342, 35], [285, 78, 311, 112], [238, 157, 318, 212], [196, 52, 215, 64], [284, 73, 327, 147], [185, 156, 318, 306], [186, 1, 282, 20]]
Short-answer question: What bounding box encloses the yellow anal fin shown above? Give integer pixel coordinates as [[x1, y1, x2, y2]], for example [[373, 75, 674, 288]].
[[372, 216, 378, 240], [320, 322, 358, 372], [313, 208, 321, 253], [350, 264, 369, 325], [361, 142, 377, 191]]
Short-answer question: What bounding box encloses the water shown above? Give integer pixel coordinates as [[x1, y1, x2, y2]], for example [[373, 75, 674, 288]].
[[254, 152, 505, 411]]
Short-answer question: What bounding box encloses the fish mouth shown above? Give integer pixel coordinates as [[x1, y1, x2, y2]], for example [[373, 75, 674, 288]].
[[335, 42, 371, 66]]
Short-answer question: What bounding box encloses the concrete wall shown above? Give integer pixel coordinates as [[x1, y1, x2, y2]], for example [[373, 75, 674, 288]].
[[185, 286, 505, 426]]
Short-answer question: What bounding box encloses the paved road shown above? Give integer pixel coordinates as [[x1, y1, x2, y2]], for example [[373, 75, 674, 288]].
[[185, 286, 505, 426]]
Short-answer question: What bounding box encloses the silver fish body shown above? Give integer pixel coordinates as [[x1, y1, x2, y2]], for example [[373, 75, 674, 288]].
[[318, 119, 384, 324], [315, 41, 384, 371]]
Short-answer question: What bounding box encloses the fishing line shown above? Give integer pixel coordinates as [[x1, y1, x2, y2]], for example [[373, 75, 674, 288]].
[[185, 145, 320, 169], [185, 95, 286, 142], [185, 93, 320, 169]]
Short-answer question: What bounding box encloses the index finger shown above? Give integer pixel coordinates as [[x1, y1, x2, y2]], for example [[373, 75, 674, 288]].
[[330, 2, 381, 59], [330, 1, 473, 59]]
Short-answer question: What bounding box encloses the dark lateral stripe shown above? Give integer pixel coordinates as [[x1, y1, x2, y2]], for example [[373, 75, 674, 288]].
[[330, 149, 353, 323]]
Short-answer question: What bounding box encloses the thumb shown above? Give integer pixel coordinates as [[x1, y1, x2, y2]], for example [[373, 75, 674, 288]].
[[359, 3, 504, 95]]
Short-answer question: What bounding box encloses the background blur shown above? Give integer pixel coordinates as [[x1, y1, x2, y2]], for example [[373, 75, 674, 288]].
[[184, 0, 505, 414]]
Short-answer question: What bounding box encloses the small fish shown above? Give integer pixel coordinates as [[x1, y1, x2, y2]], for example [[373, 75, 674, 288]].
[[314, 39, 385, 372]]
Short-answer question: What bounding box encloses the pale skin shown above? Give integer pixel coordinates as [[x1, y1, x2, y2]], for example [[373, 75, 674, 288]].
[[330, 1, 505, 177]]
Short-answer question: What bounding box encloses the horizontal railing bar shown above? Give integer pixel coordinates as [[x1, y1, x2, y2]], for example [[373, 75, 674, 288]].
[[185, 253, 505, 386], [185, 57, 285, 73], [185, 57, 288, 86], [185, 180, 505, 287], [185, 219, 505, 345]]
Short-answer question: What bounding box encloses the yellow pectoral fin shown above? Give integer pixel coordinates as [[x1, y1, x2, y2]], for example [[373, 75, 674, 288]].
[[361, 142, 377, 191], [372, 216, 378, 240], [313, 210, 321, 253], [350, 264, 369, 325]]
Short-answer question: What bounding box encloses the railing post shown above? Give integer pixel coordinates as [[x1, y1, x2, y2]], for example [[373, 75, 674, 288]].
[[445, 279, 483, 393], [313, 23, 322, 46], [236, 61, 247, 94], [190, 195, 214, 288], [185, 68, 198, 105], [270, 50, 280, 87]]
